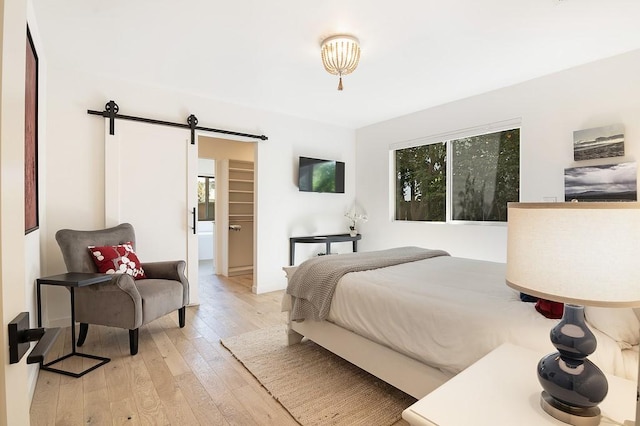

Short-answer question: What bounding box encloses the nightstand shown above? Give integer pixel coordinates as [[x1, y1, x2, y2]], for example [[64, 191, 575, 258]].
[[402, 343, 635, 426]]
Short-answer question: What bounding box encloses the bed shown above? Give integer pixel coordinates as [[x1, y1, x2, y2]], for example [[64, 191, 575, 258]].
[[282, 247, 639, 399]]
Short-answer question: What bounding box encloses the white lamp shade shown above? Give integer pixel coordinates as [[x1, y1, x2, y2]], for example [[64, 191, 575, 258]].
[[506, 202, 640, 307]]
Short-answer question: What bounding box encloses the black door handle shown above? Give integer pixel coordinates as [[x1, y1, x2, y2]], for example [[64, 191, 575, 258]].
[[191, 207, 197, 234]]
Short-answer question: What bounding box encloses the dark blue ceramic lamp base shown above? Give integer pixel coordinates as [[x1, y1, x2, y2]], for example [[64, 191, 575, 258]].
[[537, 304, 608, 426]]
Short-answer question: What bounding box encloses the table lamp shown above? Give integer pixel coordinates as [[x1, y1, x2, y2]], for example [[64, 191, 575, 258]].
[[505, 202, 640, 426]]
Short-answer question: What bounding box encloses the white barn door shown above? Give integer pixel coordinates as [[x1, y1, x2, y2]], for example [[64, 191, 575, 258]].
[[104, 119, 199, 305]]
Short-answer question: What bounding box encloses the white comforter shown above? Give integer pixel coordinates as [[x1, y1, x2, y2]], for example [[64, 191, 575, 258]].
[[326, 256, 635, 380]]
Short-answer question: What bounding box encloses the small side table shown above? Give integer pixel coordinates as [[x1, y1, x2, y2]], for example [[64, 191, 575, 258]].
[[37, 272, 113, 378], [402, 343, 635, 426]]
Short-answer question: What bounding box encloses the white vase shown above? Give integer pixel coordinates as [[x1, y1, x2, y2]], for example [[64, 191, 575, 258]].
[[349, 229, 357, 237]]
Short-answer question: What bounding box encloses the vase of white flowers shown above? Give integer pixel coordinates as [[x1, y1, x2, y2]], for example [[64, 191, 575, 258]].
[[345, 207, 367, 237]]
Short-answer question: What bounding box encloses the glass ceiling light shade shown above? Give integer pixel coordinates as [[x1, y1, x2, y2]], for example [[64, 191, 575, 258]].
[[506, 202, 640, 426], [320, 34, 361, 91]]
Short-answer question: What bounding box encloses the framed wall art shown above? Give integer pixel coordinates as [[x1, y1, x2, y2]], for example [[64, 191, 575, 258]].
[[25, 28, 39, 234], [564, 161, 637, 202], [573, 124, 624, 161]]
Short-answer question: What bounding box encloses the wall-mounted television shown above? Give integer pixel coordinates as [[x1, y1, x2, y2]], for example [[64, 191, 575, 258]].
[[298, 156, 345, 193]]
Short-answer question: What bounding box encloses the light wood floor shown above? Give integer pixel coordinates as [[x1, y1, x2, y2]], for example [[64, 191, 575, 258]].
[[30, 263, 410, 425]]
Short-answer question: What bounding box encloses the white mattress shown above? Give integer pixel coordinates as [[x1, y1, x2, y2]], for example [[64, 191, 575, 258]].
[[327, 256, 635, 379]]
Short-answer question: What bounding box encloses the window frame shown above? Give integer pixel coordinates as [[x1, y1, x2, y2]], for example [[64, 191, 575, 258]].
[[390, 118, 521, 225]]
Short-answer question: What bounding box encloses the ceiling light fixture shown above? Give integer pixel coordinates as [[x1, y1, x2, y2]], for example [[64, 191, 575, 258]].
[[320, 34, 361, 91]]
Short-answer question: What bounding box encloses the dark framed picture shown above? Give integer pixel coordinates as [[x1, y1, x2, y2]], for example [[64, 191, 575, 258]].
[[25, 28, 39, 234], [573, 124, 624, 161], [564, 162, 637, 202]]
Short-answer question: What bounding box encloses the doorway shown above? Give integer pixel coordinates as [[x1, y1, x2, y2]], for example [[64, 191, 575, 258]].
[[197, 161, 216, 275], [198, 135, 256, 288]]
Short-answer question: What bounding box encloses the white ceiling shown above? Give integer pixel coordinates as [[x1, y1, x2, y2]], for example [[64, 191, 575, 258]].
[[31, 0, 640, 129]]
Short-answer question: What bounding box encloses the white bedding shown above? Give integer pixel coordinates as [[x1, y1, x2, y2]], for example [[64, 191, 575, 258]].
[[326, 256, 637, 380]]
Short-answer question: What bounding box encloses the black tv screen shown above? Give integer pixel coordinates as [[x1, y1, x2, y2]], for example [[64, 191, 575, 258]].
[[298, 156, 345, 193]]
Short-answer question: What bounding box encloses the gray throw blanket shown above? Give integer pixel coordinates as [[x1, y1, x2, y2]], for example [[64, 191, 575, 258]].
[[287, 246, 449, 321]]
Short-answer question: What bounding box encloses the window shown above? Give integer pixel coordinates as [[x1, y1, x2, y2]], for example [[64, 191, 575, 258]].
[[395, 143, 447, 221], [394, 126, 520, 223], [198, 176, 215, 221]]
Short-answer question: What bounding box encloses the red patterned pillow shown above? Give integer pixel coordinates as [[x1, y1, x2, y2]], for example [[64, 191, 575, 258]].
[[88, 242, 147, 279]]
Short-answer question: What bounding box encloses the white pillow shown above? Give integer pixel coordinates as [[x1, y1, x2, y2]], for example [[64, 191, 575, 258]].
[[585, 306, 640, 349]]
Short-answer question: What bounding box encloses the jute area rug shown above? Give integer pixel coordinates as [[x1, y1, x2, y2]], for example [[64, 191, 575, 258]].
[[220, 325, 416, 426]]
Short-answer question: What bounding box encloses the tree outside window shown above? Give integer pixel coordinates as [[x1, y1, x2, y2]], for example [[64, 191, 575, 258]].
[[395, 128, 519, 223], [395, 143, 447, 221]]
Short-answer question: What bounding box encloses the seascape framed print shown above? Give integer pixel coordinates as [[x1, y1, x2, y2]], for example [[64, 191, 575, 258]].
[[25, 28, 39, 234], [564, 162, 637, 202], [573, 124, 624, 161]]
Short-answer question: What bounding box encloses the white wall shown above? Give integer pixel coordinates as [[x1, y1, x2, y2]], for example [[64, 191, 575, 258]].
[[41, 64, 355, 312], [355, 49, 640, 263], [256, 116, 358, 267], [254, 115, 356, 288], [197, 158, 215, 177]]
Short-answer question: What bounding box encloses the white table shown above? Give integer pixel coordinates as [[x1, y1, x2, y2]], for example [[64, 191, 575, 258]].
[[402, 343, 636, 426]]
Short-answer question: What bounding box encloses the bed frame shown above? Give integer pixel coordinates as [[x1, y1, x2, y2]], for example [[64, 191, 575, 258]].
[[283, 265, 450, 399], [286, 318, 450, 399]]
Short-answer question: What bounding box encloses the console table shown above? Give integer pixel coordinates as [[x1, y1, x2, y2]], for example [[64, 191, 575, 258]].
[[289, 233, 361, 265]]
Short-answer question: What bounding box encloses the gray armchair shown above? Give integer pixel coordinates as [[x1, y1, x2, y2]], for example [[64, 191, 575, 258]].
[[55, 223, 189, 355]]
